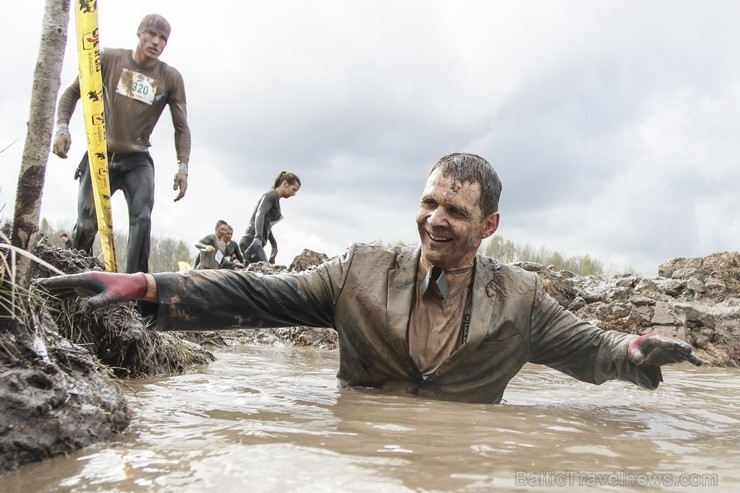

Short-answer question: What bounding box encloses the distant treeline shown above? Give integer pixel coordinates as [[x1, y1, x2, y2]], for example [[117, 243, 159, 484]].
[[483, 236, 634, 276]]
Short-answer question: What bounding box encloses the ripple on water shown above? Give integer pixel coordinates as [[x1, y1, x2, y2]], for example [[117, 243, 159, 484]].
[[2, 345, 738, 492]]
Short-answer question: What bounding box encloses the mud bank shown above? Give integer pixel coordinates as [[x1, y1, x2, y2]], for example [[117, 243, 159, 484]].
[[1, 245, 214, 475], [529, 250, 739, 367]]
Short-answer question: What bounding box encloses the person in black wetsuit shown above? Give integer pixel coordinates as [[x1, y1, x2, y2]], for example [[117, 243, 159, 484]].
[[239, 171, 301, 265]]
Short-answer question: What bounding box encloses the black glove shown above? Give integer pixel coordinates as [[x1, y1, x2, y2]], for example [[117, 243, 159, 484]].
[[36, 271, 148, 310]]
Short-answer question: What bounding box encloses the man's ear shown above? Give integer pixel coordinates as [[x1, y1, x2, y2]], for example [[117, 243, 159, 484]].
[[481, 212, 500, 239]]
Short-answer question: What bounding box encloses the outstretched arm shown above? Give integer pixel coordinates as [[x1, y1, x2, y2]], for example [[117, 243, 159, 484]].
[[36, 271, 159, 309], [529, 276, 703, 390]]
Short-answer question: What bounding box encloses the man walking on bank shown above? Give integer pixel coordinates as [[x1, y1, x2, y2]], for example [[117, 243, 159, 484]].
[[52, 13, 191, 274]]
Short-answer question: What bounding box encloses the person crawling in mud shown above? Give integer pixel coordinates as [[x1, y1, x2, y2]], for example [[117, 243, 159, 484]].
[[37, 152, 704, 404]]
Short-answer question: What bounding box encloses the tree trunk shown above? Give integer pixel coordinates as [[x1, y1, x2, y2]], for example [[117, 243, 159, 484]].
[[11, 0, 70, 287]]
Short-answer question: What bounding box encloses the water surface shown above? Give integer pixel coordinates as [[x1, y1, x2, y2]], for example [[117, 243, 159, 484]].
[[5, 344, 737, 492]]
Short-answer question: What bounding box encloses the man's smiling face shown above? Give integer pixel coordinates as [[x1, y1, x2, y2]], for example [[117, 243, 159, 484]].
[[416, 168, 499, 270]]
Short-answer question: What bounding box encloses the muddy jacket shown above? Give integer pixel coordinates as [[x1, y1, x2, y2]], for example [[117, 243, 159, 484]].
[[153, 243, 650, 403]]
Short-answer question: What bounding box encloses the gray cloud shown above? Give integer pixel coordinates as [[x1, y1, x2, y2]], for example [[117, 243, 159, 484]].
[[2, 1, 739, 275]]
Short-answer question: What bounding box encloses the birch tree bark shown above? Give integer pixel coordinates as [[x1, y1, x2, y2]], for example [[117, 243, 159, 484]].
[[11, 0, 70, 287]]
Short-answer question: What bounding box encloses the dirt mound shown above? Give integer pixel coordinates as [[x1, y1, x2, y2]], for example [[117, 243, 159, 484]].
[[517, 251, 740, 367]]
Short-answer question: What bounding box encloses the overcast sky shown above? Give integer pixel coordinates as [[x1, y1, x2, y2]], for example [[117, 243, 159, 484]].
[[2, 0, 739, 276]]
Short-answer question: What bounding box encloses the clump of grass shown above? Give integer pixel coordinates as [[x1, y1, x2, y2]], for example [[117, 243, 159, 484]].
[[2, 229, 214, 378], [0, 229, 67, 371], [0, 229, 64, 326]]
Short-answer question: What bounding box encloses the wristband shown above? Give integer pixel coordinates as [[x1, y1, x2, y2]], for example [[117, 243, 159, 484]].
[[177, 162, 189, 175], [56, 123, 70, 135]]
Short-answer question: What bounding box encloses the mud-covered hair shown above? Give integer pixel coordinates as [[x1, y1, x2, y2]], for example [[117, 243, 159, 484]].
[[427, 152, 502, 217]]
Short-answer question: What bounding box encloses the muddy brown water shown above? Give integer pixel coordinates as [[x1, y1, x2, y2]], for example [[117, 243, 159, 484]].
[[4, 344, 738, 492]]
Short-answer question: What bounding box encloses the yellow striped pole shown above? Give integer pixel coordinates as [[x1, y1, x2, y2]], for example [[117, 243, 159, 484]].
[[74, 1, 117, 272]]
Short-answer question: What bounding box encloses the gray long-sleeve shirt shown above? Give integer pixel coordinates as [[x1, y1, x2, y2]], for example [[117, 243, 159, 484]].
[[56, 48, 191, 164], [244, 189, 282, 247]]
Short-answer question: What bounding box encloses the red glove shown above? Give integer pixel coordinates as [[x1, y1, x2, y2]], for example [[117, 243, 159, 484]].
[[37, 271, 148, 310], [627, 333, 704, 367]]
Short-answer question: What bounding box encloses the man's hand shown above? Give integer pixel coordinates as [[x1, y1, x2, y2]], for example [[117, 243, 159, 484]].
[[269, 247, 278, 264], [36, 271, 149, 310], [628, 333, 704, 367], [52, 124, 71, 158], [173, 171, 188, 202], [626, 333, 703, 390]]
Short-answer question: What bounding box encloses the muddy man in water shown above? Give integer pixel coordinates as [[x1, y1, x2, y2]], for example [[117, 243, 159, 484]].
[[38, 153, 703, 404]]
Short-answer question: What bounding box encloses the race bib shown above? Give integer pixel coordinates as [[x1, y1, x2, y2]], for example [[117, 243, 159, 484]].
[[116, 68, 158, 105]]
